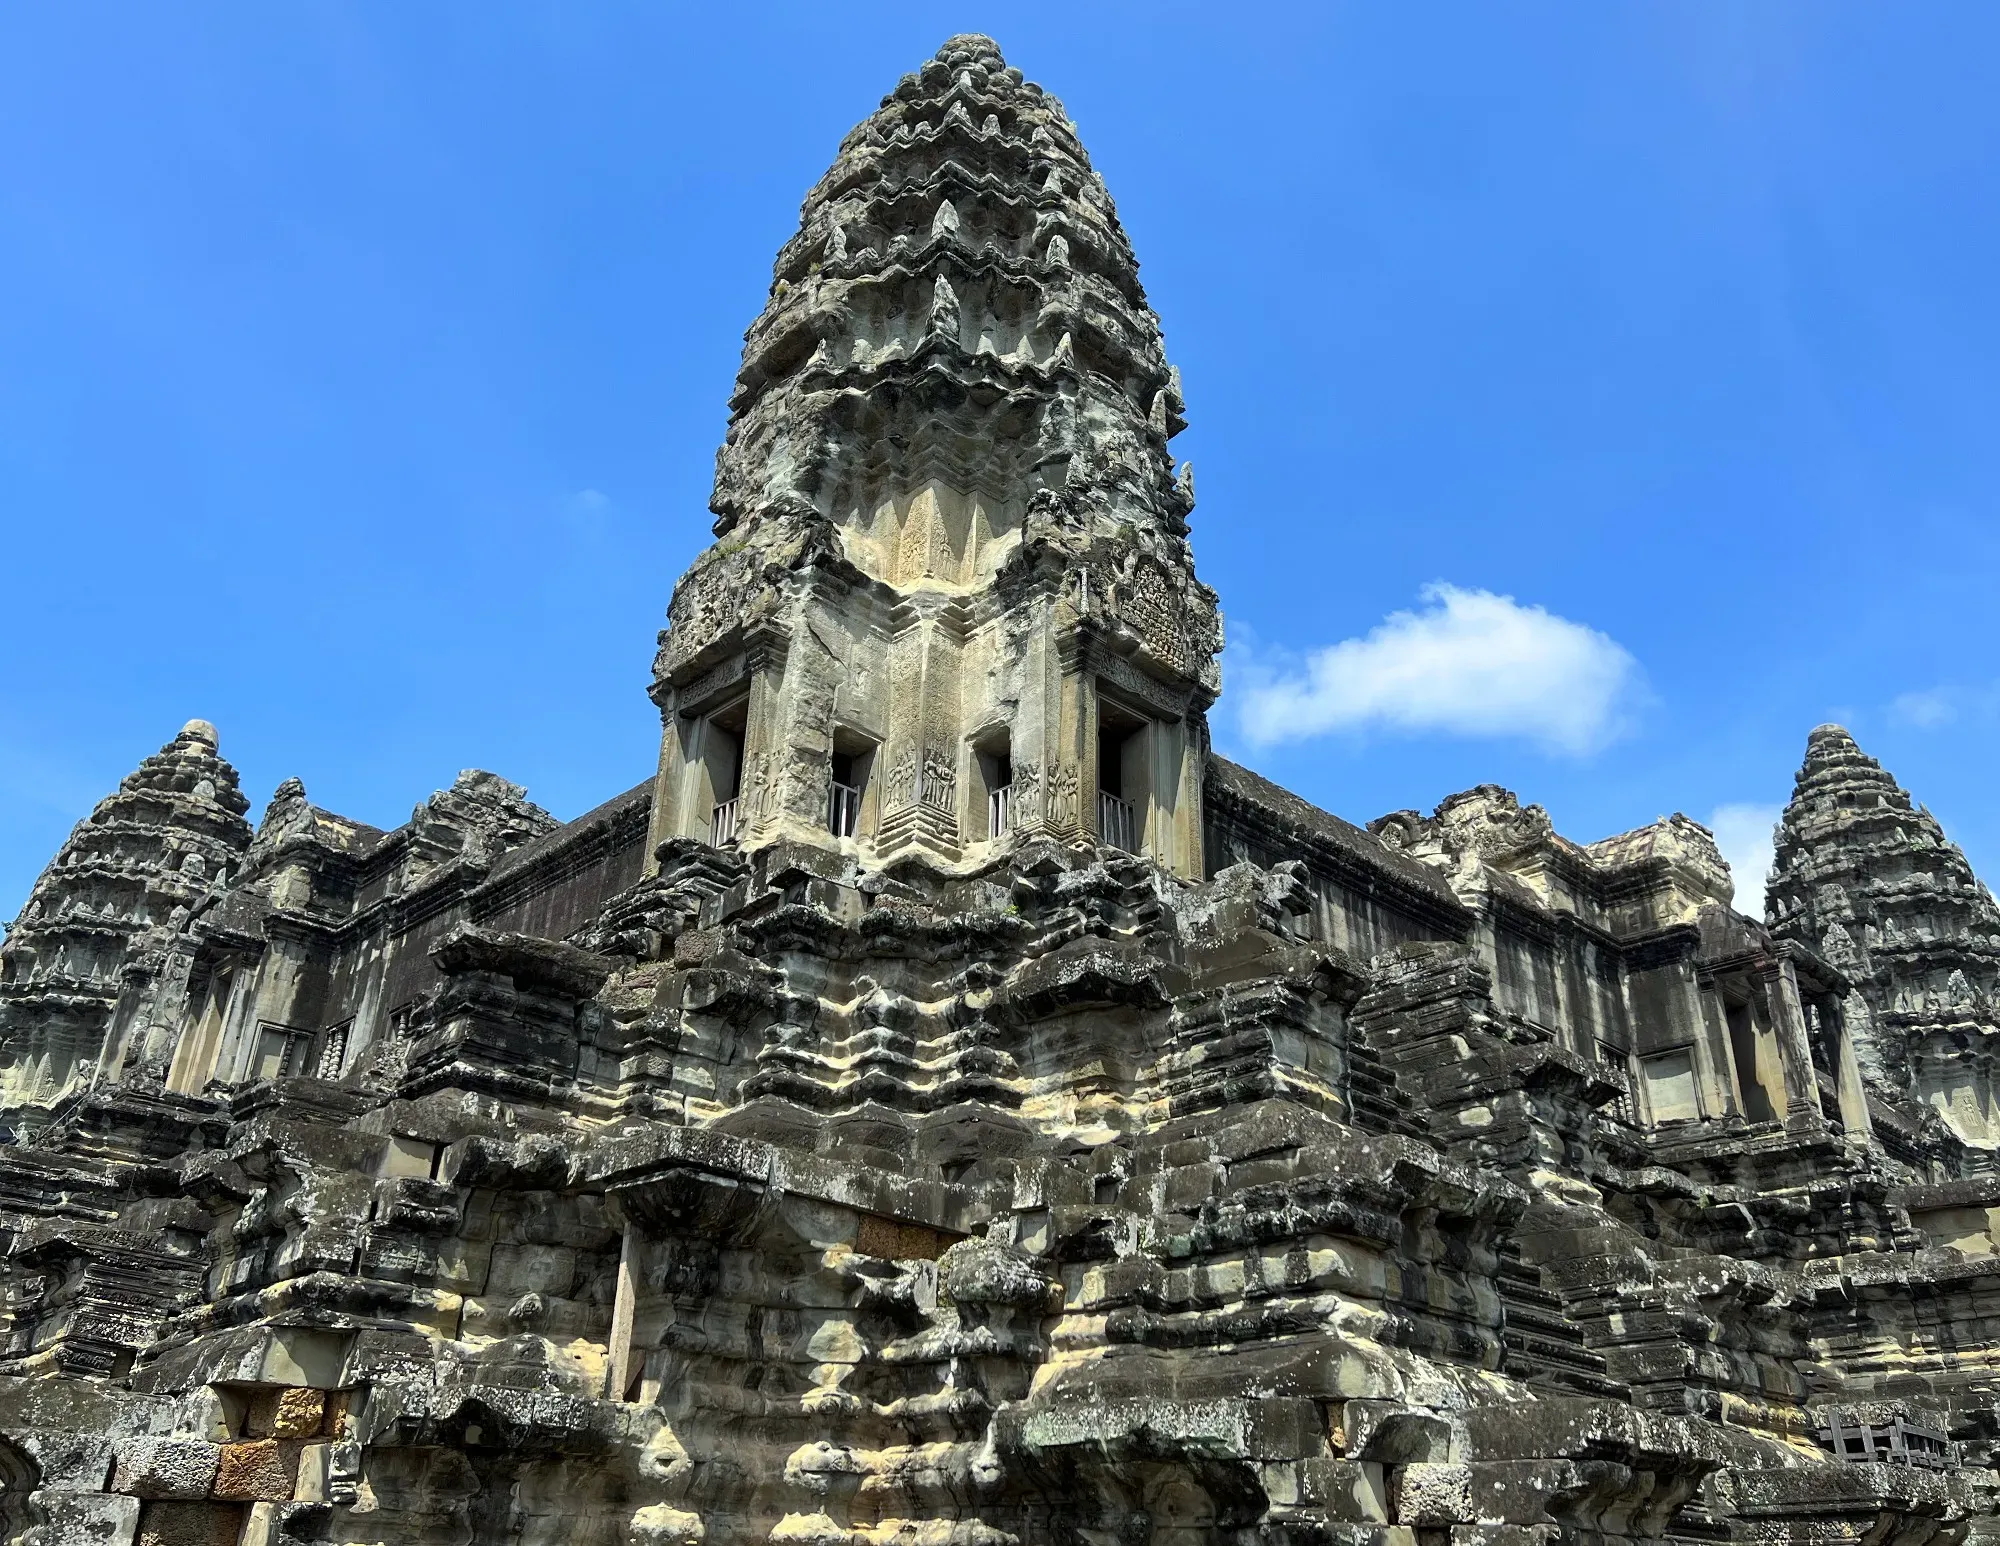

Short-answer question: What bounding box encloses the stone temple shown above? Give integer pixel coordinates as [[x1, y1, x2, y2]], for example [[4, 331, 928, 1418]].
[[3, 34, 1998, 1546]]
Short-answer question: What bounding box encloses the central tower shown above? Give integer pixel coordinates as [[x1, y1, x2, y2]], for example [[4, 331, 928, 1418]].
[[645, 34, 1219, 878]]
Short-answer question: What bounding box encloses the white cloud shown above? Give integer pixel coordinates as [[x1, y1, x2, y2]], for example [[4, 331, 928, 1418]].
[[1709, 802, 1780, 920], [1891, 687, 1958, 729], [1234, 584, 1642, 755]]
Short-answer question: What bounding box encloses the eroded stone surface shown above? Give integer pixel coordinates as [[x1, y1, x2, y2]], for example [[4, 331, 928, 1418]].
[[0, 32, 1996, 1546]]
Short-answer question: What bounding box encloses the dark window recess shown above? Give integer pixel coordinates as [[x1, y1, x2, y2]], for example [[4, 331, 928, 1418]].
[[977, 738, 1013, 839], [828, 745, 870, 838], [1094, 697, 1147, 853]]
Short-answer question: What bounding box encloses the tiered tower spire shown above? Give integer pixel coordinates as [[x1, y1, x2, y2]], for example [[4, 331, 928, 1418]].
[[0, 721, 251, 1125], [646, 34, 1218, 877], [1767, 723, 2000, 1143]]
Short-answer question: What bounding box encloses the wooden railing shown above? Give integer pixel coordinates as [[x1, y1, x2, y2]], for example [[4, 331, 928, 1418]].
[[1097, 792, 1138, 853], [828, 781, 861, 839], [709, 797, 740, 848]]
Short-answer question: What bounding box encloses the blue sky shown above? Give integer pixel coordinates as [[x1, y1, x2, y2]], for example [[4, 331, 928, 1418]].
[[4, 4, 1998, 919]]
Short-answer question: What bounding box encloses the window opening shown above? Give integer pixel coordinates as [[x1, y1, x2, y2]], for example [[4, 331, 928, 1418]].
[[315, 1021, 353, 1081], [1096, 702, 1144, 852], [828, 751, 862, 838], [827, 734, 875, 840], [976, 734, 1014, 840], [1596, 1040, 1635, 1124], [1641, 1048, 1699, 1124], [696, 700, 748, 847], [251, 1023, 312, 1083]]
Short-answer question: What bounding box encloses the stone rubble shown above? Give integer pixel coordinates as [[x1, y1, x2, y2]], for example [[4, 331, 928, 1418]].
[[1, 33, 1997, 1546]]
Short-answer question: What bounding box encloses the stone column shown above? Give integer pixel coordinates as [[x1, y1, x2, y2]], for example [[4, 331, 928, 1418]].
[[1819, 992, 1875, 1143], [733, 631, 793, 848], [1763, 960, 1826, 1131], [877, 594, 962, 858], [642, 712, 686, 876], [1004, 594, 1060, 844], [1690, 977, 1739, 1120], [1145, 713, 1200, 878], [165, 963, 229, 1096], [606, 1219, 641, 1401], [187, 954, 263, 1090], [1039, 628, 1087, 842]]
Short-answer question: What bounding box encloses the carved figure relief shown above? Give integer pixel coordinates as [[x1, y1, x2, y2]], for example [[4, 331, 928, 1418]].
[[1045, 763, 1079, 828], [886, 750, 920, 811], [1011, 759, 1041, 824], [919, 746, 957, 814], [746, 751, 774, 820]]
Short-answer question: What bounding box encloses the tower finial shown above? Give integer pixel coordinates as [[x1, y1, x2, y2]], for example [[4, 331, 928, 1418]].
[[935, 34, 1006, 71]]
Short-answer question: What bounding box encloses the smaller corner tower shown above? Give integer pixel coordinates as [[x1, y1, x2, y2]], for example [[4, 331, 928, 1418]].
[[644, 34, 1219, 880], [1768, 723, 2000, 1145], [0, 721, 251, 1126]]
